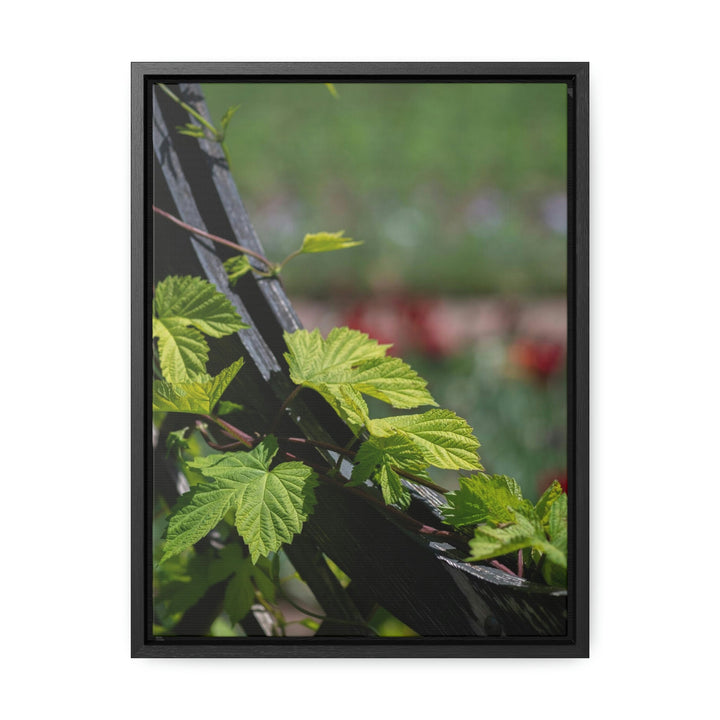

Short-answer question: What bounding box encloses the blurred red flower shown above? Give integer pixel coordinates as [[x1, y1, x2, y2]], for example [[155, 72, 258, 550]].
[[508, 338, 565, 383], [342, 294, 454, 358]]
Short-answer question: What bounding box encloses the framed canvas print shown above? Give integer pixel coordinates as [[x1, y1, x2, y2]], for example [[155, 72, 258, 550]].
[[131, 62, 588, 657]]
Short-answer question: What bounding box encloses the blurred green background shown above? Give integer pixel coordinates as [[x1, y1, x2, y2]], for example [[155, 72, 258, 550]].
[[202, 82, 567, 502], [204, 82, 567, 297]]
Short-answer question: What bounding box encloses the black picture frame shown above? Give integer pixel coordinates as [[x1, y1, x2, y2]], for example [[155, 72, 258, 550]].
[[131, 62, 589, 658]]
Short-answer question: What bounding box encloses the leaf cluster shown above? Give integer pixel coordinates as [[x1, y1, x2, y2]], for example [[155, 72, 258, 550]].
[[154, 282, 565, 593], [442, 477, 568, 586], [285, 327, 481, 508], [152, 276, 247, 414], [284, 327, 435, 430]]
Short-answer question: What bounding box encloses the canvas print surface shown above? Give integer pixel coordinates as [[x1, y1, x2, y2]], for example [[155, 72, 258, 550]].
[[149, 80, 570, 641]]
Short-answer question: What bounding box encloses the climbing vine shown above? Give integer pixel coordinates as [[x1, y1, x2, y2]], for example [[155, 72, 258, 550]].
[[151, 221, 567, 634]]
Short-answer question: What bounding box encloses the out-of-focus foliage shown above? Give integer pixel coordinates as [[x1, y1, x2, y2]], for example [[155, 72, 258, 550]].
[[202, 82, 567, 297]]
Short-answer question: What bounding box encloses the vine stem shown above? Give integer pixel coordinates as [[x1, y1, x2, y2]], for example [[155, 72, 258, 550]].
[[490, 560, 518, 577], [157, 83, 218, 136], [156, 83, 235, 171], [278, 436, 449, 494], [276, 248, 304, 272], [269, 385, 303, 434], [394, 468, 449, 495], [278, 436, 352, 456], [275, 587, 376, 633], [152, 205, 274, 271], [194, 422, 248, 452], [200, 415, 254, 448], [254, 590, 286, 637]]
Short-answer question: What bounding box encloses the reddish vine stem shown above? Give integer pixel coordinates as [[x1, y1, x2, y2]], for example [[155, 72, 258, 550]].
[[490, 560, 518, 577], [195, 425, 247, 452], [200, 415, 254, 448], [280, 436, 357, 457], [278, 436, 449, 494], [152, 205, 274, 270]]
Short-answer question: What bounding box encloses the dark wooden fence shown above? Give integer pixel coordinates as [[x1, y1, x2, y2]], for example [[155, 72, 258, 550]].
[[150, 82, 567, 639]]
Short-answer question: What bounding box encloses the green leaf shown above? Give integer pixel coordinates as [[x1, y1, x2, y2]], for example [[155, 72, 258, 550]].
[[548, 494, 568, 549], [368, 460, 408, 508], [166, 428, 190, 457], [285, 328, 390, 380], [442, 474, 523, 527], [158, 575, 211, 617], [220, 104, 241, 134], [349, 356, 437, 408], [351, 438, 414, 509], [535, 480, 564, 526], [543, 493, 567, 585], [207, 543, 246, 584], [323, 384, 371, 433], [467, 509, 550, 562], [224, 561, 254, 624], [351, 434, 431, 508], [467, 502, 567, 587], [216, 400, 244, 416], [223, 255, 253, 285], [542, 558, 567, 587], [153, 276, 247, 383], [324, 556, 351, 588], [157, 547, 242, 617], [161, 483, 238, 562], [155, 276, 248, 337], [542, 494, 568, 585], [250, 563, 276, 603], [152, 359, 244, 414], [164, 436, 318, 563], [176, 123, 205, 138], [367, 409, 481, 470], [153, 317, 209, 384], [300, 231, 362, 254], [284, 328, 436, 430]]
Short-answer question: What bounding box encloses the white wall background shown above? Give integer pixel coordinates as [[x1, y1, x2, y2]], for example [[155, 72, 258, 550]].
[[2, 1, 717, 717]]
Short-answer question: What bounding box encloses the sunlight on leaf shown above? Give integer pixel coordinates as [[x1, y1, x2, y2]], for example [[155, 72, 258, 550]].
[[153, 359, 244, 414], [163, 436, 318, 563], [300, 230, 362, 254]]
